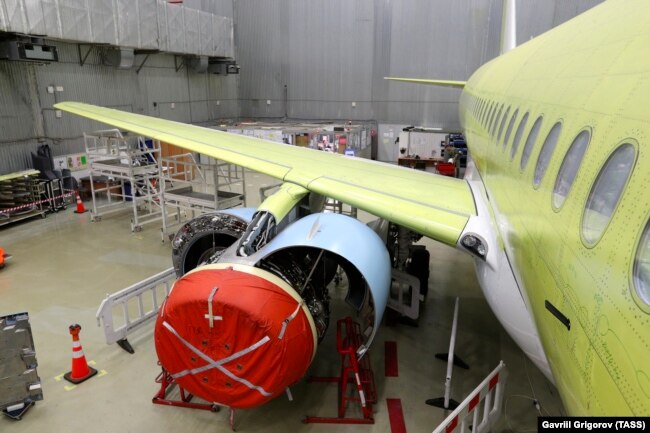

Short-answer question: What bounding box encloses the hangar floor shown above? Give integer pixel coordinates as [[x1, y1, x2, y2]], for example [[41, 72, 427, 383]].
[[0, 170, 564, 432]]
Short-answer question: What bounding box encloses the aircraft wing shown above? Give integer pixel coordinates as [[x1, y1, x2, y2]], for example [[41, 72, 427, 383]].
[[384, 77, 466, 88], [54, 102, 476, 246]]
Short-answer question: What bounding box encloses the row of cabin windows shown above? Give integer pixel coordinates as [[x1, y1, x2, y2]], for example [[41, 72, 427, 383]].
[[465, 93, 649, 311]]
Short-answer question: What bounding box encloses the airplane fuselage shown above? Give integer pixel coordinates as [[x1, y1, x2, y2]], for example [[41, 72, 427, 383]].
[[458, 0, 650, 414]]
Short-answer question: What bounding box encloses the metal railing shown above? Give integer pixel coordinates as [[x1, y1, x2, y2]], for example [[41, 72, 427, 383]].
[[96, 267, 176, 353], [432, 361, 508, 433]]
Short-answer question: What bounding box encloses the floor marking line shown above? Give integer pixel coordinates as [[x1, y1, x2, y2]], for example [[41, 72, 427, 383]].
[[385, 341, 399, 377], [387, 398, 407, 433]]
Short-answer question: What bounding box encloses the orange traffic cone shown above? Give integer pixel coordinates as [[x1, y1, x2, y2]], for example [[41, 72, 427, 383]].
[[74, 191, 87, 214], [64, 324, 97, 384]]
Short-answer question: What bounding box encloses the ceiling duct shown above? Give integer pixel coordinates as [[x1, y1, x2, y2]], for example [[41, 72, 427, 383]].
[[104, 48, 135, 69], [187, 56, 208, 73], [0, 34, 58, 63]]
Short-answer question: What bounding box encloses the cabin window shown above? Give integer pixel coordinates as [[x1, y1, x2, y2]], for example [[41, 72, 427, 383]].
[[487, 103, 496, 130], [552, 129, 590, 210], [533, 122, 562, 187], [510, 112, 529, 160], [491, 105, 503, 137], [633, 219, 650, 308], [485, 102, 493, 127], [582, 143, 636, 246], [520, 116, 543, 170], [483, 102, 490, 127], [497, 107, 510, 143], [503, 109, 518, 150]]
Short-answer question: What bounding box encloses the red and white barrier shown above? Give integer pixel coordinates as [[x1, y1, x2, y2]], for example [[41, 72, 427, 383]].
[[0, 191, 75, 214], [432, 361, 508, 433]]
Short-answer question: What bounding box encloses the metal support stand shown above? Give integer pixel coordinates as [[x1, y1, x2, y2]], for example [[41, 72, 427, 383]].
[[152, 367, 220, 413], [426, 297, 465, 410], [303, 317, 376, 424]]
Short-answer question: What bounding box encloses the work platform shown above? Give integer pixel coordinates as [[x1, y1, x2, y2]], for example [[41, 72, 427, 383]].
[[160, 153, 246, 240], [84, 129, 165, 233]]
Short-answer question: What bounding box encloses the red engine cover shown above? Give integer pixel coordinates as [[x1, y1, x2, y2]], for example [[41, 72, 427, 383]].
[[155, 266, 316, 409]]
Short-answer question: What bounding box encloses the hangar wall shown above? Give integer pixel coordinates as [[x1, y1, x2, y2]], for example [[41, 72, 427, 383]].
[[0, 44, 239, 173], [235, 0, 604, 128], [0, 0, 604, 173]]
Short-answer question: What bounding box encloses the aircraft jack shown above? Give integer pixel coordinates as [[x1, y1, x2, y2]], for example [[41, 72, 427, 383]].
[[303, 317, 376, 425]]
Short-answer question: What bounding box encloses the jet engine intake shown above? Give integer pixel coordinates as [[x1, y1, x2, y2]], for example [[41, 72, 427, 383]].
[[171, 209, 254, 277]]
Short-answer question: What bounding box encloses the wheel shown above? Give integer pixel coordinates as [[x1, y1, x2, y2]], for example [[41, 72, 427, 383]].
[[135, 226, 142, 232]]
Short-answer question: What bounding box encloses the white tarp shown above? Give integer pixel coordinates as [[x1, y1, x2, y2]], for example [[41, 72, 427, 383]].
[[198, 10, 212, 56], [116, 0, 138, 48], [0, 1, 8, 31], [138, 0, 158, 49], [88, 0, 116, 44], [183, 7, 199, 55], [156, 0, 169, 52], [58, 0, 91, 42], [0, 0, 234, 58], [41, 0, 62, 39], [23, 0, 46, 35], [2, 0, 27, 33], [166, 2, 184, 53]]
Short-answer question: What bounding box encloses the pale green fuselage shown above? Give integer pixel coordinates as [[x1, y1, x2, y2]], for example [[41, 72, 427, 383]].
[[459, 0, 650, 414]]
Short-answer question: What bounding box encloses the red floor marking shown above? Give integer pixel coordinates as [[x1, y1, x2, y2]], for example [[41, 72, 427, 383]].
[[386, 398, 407, 433], [385, 341, 398, 377]]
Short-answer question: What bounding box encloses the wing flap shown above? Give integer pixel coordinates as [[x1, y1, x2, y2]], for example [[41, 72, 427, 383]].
[[55, 101, 476, 246]]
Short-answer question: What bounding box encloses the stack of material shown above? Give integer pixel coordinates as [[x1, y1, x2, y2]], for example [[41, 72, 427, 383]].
[[0, 170, 44, 225]]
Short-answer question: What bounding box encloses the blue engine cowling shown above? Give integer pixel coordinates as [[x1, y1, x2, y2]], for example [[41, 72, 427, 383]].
[[254, 212, 391, 354]]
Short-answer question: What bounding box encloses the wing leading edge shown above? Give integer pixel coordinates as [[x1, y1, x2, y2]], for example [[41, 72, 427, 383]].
[[55, 101, 476, 246]]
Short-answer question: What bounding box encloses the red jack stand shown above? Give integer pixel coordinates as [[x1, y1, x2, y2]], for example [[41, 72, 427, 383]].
[[152, 367, 221, 413], [303, 317, 377, 424]]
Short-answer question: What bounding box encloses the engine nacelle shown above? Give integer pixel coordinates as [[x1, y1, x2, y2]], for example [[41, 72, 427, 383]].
[[171, 209, 255, 276], [155, 263, 316, 409], [156, 211, 391, 409]]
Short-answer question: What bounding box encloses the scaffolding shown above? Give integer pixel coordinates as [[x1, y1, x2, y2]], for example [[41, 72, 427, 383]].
[[160, 153, 246, 240], [84, 129, 166, 232]]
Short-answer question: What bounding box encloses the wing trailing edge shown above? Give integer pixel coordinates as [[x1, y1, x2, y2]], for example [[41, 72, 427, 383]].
[[384, 77, 466, 89]]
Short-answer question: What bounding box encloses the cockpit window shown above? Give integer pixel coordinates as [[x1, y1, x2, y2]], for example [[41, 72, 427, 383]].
[[582, 143, 636, 246], [553, 129, 590, 209], [520, 116, 543, 170], [510, 112, 529, 160], [503, 109, 518, 150], [634, 219, 650, 308], [534, 122, 562, 187]]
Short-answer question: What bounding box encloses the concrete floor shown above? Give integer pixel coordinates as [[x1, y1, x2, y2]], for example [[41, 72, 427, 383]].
[[0, 170, 564, 432]]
